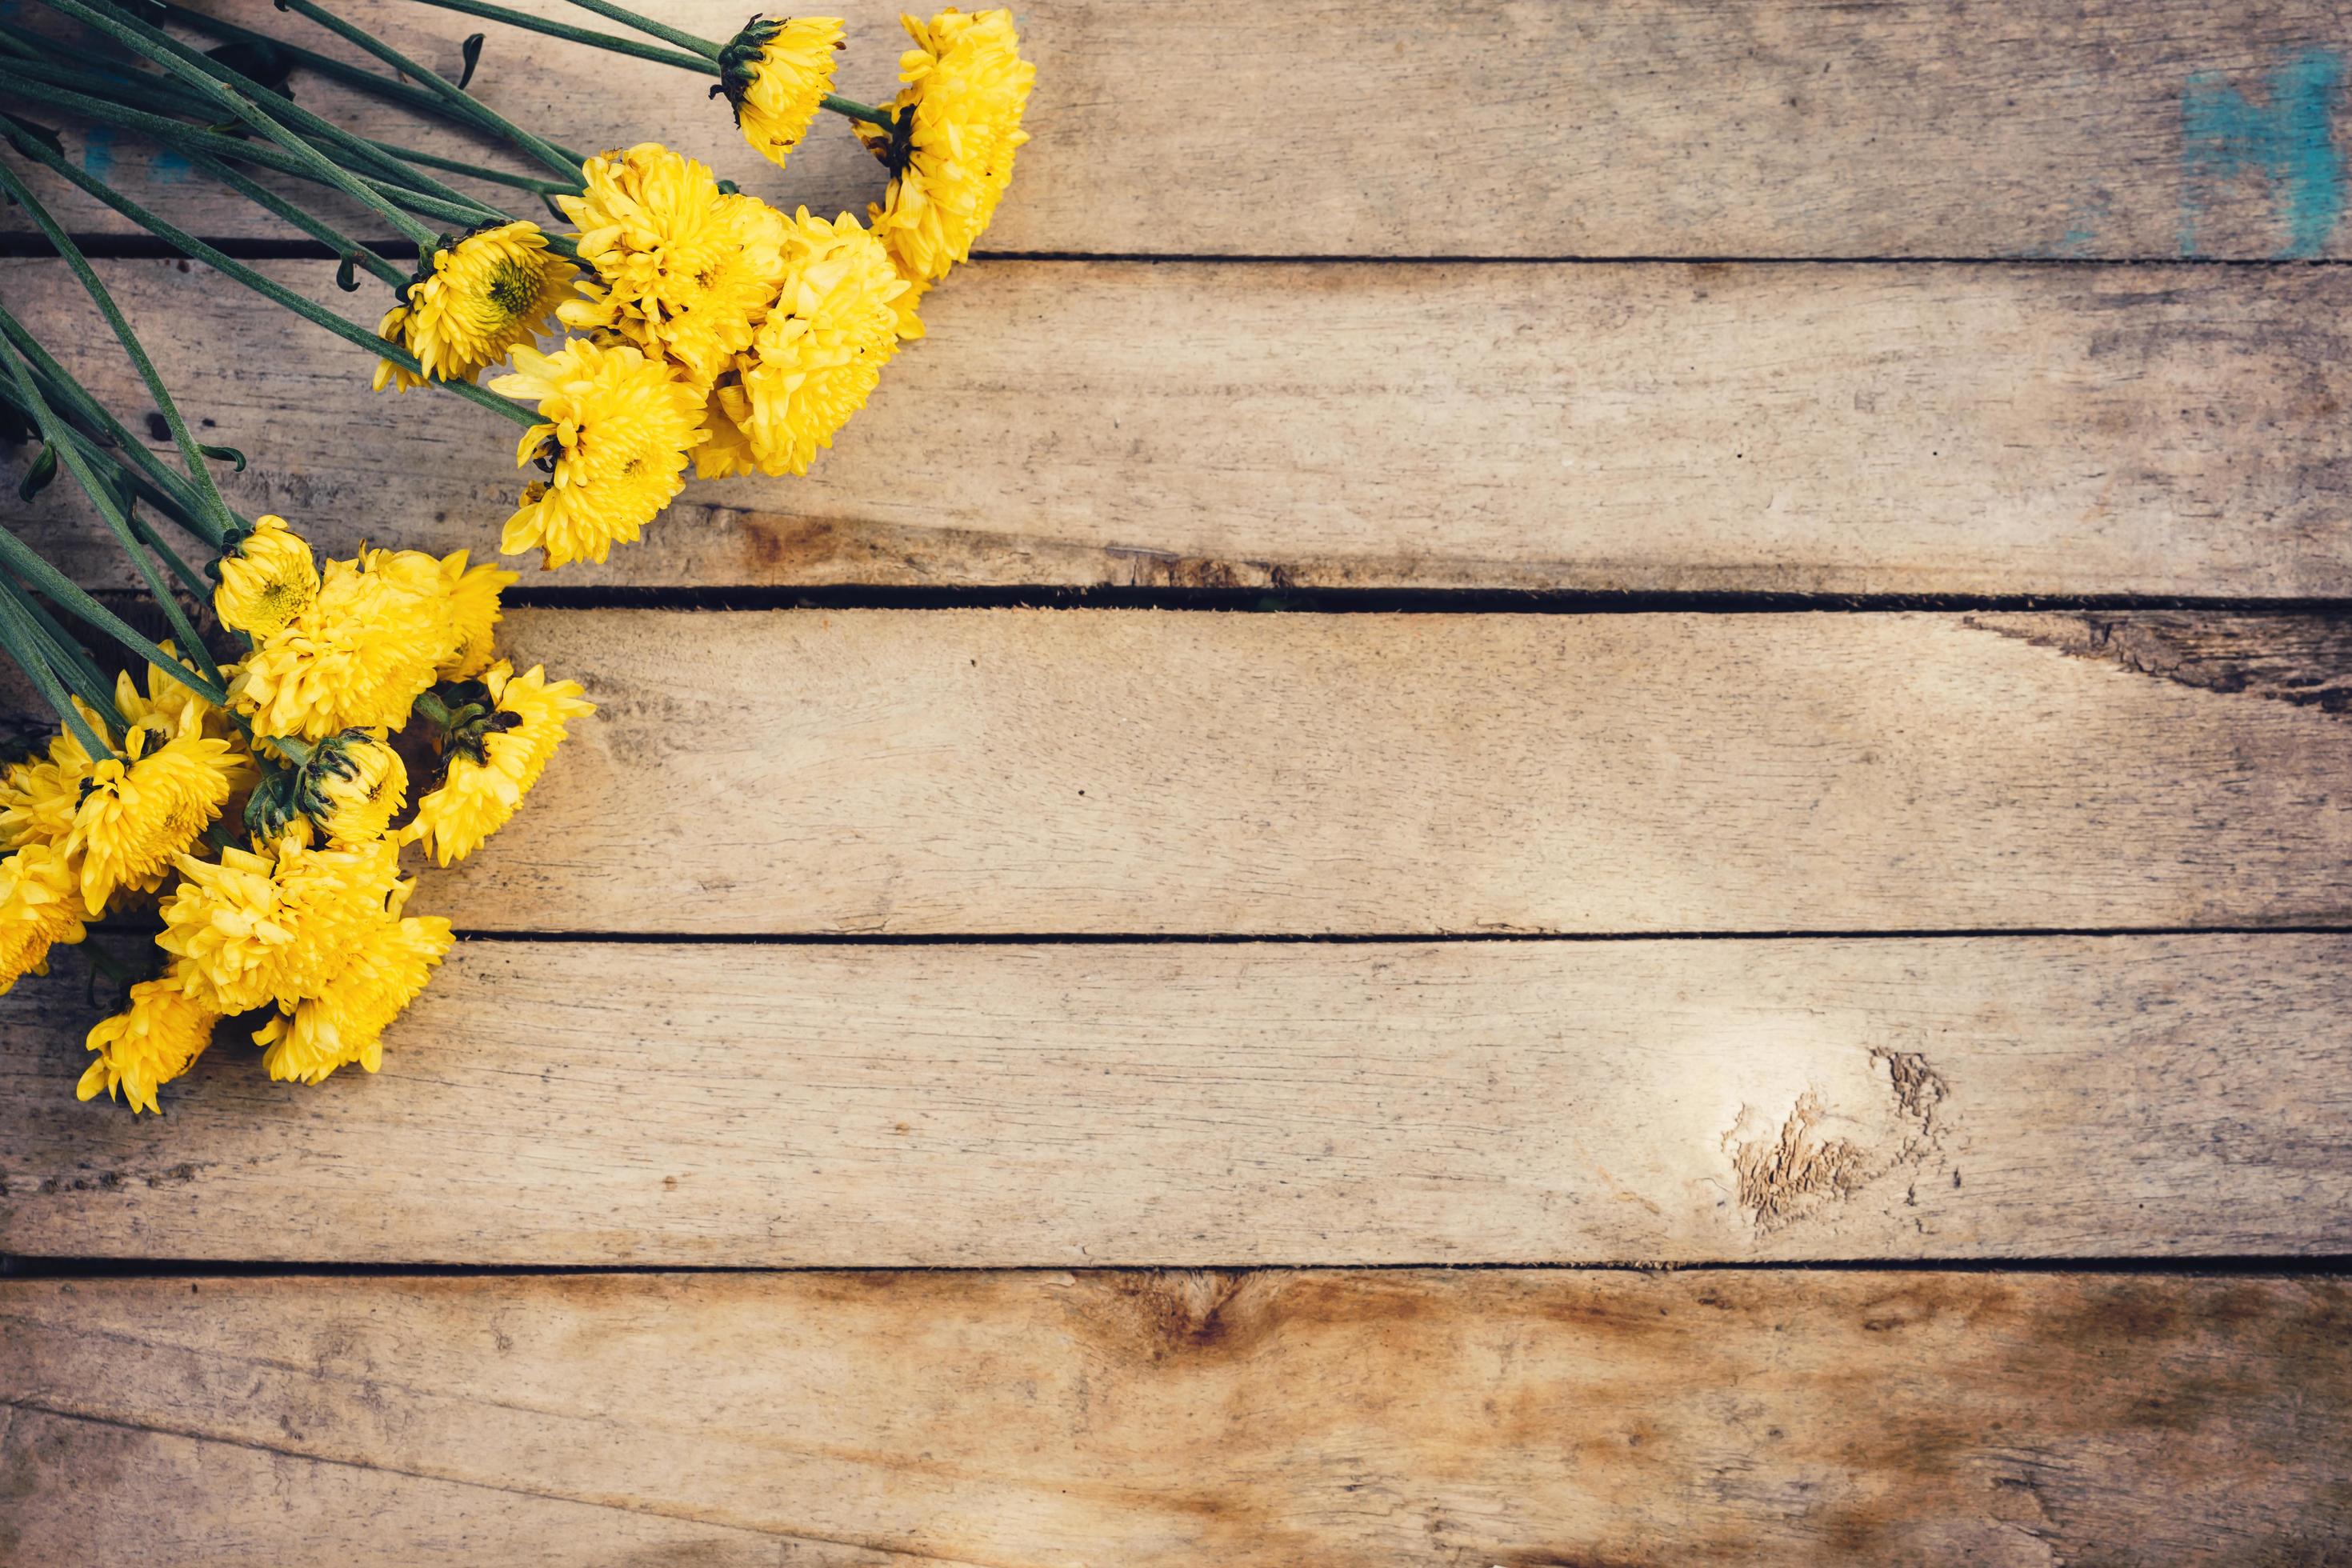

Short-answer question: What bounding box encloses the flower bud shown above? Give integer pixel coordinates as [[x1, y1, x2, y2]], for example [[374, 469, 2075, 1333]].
[[248, 730, 409, 848]]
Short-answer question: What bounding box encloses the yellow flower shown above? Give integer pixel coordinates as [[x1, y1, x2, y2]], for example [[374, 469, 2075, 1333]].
[[350, 543, 509, 680], [490, 339, 708, 569], [722, 208, 908, 477], [254, 730, 406, 848], [374, 221, 576, 390], [0, 842, 86, 994], [158, 835, 402, 1014], [716, 15, 843, 170], [78, 967, 217, 1114], [213, 514, 319, 639], [694, 370, 760, 479], [857, 8, 1034, 282], [114, 652, 258, 800], [64, 718, 240, 916], [558, 145, 790, 387], [438, 550, 516, 680], [890, 273, 930, 342], [406, 662, 594, 866], [230, 554, 453, 741], [255, 890, 452, 1086], [0, 726, 93, 854]]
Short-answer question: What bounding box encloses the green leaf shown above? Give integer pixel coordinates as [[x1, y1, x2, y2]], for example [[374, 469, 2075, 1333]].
[[204, 38, 296, 96], [198, 442, 246, 472], [15, 442, 56, 502], [457, 32, 484, 89], [0, 115, 64, 160]]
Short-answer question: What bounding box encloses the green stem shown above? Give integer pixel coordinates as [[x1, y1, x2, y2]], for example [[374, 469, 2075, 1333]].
[[0, 324, 231, 571], [550, 0, 722, 60], [0, 311, 217, 534], [186, 152, 410, 290], [822, 93, 900, 130], [396, 0, 715, 74], [370, 140, 577, 196], [0, 586, 113, 759], [273, 0, 584, 181], [154, 1, 589, 166], [83, 464, 222, 689], [122, 501, 214, 603], [0, 373, 218, 564], [0, 568, 115, 717], [0, 66, 509, 231], [0, 514, 225, 713], [0, 331, 224, 696], [0, 120, 539, 429], [0, 159, 237, 545], [0, 367, 223, 603], [38, 0, 443, 248]]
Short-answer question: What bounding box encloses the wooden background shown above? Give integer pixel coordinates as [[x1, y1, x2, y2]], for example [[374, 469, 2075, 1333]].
[[4, 1, 2352, 1561]]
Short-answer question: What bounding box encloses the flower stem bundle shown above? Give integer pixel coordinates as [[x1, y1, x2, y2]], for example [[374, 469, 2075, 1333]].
[[3, 0, 1035, 571], [0, 0, 1033, 1110]]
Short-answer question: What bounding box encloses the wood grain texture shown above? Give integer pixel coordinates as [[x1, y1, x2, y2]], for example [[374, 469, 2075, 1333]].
[[4, 1270, 2348, 1564], [9, 0, 2351, 258], [322, 606, 2352, 934], [14, 258, 2352, 594], [3, 935, 2349, 1264]]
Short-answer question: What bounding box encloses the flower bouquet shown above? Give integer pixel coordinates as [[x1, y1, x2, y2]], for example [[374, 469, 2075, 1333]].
[[0, 0, 1034, 1108]]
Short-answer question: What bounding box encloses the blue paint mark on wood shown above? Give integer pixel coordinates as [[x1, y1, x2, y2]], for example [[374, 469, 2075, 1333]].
[[150, 146, 191, 185], [80, 124, 115, 182], [2181, 48, 2346, 258]]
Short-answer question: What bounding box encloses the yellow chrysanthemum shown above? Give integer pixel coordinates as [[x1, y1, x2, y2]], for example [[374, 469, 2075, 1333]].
[[0, 726, 92, 854], [406, 662, 594, 866], [694, 370, 761, 479], [63, 718, 240, 916], [255, 892, 451, 1086], [261, 730, 406, 848], [856, 8, 1034, 282], [558, 145, 790, 387], [437, 550, 516, 681], [78, 966, 217, 1114], [374, 221, 575, 390], [0, 841, 86, 994], [717, 15, 843, 170], [158, 835, 403, 1014], [490, 339, 708, 569], [115, 653, 258, 799], [213, 514, 319, 639], [721, 208, 908, 477], [890, 273, 930, 342], [230, 554, 454, 741]]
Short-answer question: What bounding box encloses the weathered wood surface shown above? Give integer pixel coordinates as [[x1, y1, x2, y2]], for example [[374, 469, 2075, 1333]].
[[14, 258, 2352, 594], [4, 1270, 2348, 1564], [10, 1, 2352, 259], [5, 934, 2349, 1264], [333, 606, 2352, 934]]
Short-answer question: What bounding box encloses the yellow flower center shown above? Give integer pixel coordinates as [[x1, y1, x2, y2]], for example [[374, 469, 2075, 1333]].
[[486, 260, 546, 322]]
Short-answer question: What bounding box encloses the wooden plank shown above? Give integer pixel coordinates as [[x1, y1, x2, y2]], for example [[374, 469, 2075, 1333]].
[[3, 934, 2348, 1265], [14, 259, 2352, 596], [244, 606, 2352, 934], [3, 1270, 2347, 1563], [9, 1, 2351, 259]]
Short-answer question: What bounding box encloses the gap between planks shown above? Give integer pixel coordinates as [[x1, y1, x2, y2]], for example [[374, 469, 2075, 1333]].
[[13, 257, 2352, 596], [6, 0, 2350, 260]]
